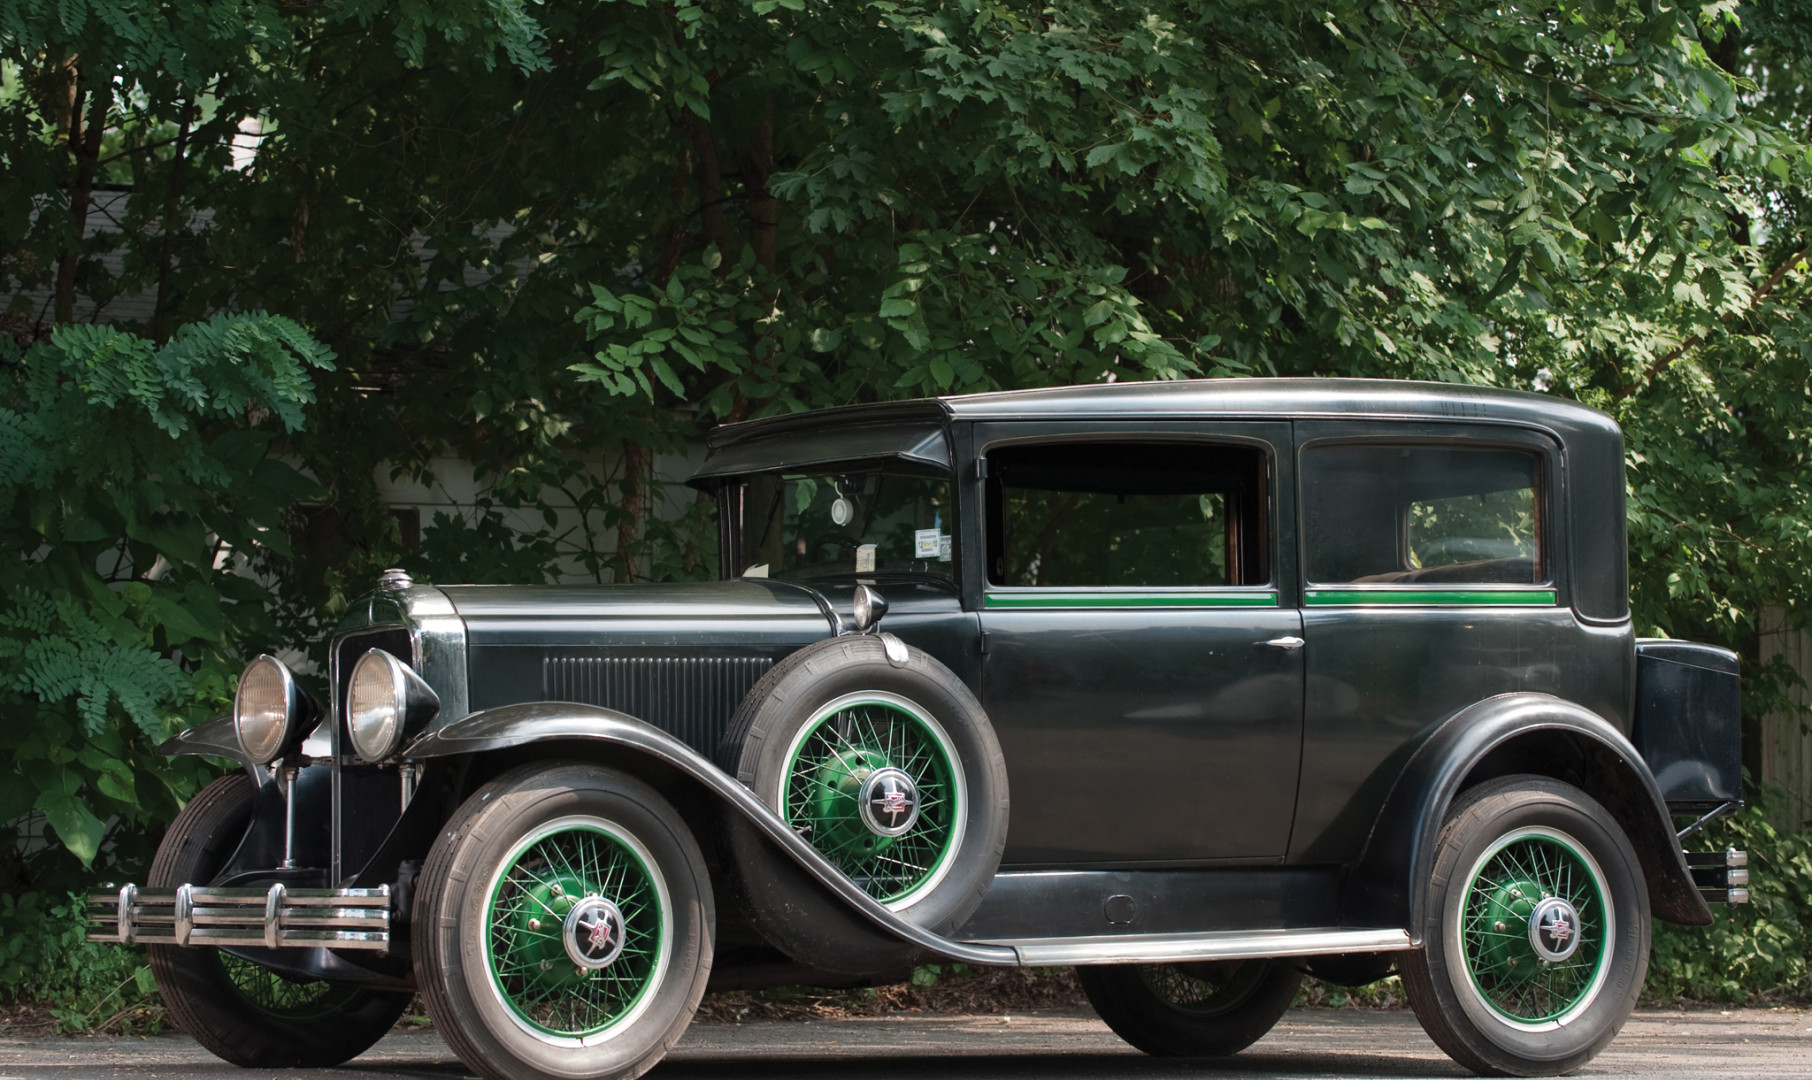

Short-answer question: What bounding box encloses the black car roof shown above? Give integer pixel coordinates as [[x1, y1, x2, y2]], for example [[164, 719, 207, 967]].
[[704, 378, 1619, 449]]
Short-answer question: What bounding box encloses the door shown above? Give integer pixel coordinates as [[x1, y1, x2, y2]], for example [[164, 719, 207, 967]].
[[973, 422, 1304, 866], [1285, 423, 1605, 864]]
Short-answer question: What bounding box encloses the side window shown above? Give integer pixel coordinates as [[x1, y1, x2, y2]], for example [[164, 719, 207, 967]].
[[1302, 443, 1544, 585], [985, 442, 1269, 588]]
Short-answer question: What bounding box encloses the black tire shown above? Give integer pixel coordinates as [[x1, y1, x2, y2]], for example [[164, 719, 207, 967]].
[[716, 635, 1008, 966], [146, 774, 410, 1068], [413, 763, 714, 1080], [1078, 961, 1302, 1057], [1399, 776, 1650, 1076]]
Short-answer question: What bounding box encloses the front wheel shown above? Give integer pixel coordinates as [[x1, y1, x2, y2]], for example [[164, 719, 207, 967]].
[[1077, 960, 1302, 1057], [413, 763, 714, 1080], [1400, 776, 1650, 1076], [146, 775, 410, 1067]]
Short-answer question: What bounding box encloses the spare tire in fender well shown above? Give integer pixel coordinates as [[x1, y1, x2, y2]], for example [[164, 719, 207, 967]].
[[716, 634, 1010, 975], [1342, 692, 1710, 938]]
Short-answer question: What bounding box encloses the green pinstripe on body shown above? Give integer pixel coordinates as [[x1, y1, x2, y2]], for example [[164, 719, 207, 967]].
[[985, 591, 1280, 609], [1304, 589, 1557, 607]]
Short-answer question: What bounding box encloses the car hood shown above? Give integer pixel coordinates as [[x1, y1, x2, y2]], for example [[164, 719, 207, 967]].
[[438, 579, 838, 646]]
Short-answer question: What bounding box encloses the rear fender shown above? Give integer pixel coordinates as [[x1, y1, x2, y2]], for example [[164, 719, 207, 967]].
[[403, 702, 1017, 966], [1343, 693, 1710, 940]]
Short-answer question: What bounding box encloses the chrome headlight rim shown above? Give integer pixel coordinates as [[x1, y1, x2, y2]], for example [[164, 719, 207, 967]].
[[346, 648, 439, 762], [233, 655, 302, 766]]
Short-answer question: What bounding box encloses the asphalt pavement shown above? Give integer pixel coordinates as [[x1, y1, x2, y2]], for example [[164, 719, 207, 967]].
[[1, 1006, 1807, 1079]]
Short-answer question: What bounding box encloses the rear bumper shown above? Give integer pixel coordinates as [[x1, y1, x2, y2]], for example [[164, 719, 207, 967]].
[[85, 883, 392, 950], [1685, 848, 1750, 905]]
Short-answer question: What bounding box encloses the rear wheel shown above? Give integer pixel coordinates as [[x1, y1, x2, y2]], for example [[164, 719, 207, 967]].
[[146, 774, 409, 1067], [1400, 776, 1649, 1076], [413, 763, 713, 1080], [1077, 960, 1301, 1057]]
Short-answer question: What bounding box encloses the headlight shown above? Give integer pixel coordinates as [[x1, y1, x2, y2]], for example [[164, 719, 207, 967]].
[[234, 656, 304, 765], [346, 649, 440, 761]]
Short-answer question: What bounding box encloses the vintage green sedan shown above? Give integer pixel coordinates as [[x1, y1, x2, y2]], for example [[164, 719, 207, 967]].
[[90, 379, 1746, 1079]]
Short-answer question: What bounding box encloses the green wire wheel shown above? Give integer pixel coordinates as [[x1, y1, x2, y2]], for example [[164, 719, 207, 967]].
[[216, 952, 358, 1020], [717, 634, 1009, 975], [480, 816, 670, 1042], [1400, 776, 1650, 1077], [414, 763, 713, 1080], [1455, 826, 1612, 1028], [779, 690, 966, 907]]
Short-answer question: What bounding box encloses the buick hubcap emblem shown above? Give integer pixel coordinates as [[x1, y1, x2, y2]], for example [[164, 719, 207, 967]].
[[1528, 896, 1582, 962], [858, 767, 920, 837], [563, 896, 628, 970]]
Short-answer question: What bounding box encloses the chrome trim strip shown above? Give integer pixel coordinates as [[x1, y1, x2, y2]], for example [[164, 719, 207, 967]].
[[981, 927, 1412, 966]]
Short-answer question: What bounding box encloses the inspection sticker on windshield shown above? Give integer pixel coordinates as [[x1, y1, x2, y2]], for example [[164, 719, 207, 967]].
[[915, 529, 942, 559], [855, 544, 877, 573]]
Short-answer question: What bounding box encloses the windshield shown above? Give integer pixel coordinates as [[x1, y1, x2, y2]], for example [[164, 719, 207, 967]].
[[738, 468, 955, 585]]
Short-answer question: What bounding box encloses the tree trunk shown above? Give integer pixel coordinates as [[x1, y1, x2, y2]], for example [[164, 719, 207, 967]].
[[745, 99, 777, 274], [53, 63, 110, 326], [152, 105, 195, 343], [613, 441, 650, 584]]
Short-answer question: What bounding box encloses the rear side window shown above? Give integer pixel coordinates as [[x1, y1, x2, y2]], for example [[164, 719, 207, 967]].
[[1302, 444, 1543, 585], [985, 442, 1269, 588]]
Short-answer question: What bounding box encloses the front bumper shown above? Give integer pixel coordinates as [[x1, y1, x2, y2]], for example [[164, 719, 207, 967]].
[[85, 884, 392, 950]]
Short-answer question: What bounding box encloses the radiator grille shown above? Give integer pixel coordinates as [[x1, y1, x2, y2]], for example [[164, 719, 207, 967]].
[[543, 655, 773, 755]]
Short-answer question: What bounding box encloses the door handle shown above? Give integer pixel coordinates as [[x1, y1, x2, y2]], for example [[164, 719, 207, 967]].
[[1260, 636, 1305, 651]]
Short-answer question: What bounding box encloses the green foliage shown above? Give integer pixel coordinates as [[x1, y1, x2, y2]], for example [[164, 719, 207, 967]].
[[0, 318, 331, 901], [0, 892, 161, 1034], [5, 0, 1812, 1013], [1649, 789, 1812, 1002]]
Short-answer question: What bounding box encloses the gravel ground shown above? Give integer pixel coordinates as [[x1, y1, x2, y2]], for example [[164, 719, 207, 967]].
[[1, 1006, 1808, 1079]]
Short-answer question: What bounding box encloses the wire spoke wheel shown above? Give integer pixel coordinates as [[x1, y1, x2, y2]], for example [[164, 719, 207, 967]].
[[1138, 962, 1271, 1017], [216, 952, 355, 1020], [482, 818, 668, 1041], [1457, 826, 1610, 1027], [782, 691, 964, 905]]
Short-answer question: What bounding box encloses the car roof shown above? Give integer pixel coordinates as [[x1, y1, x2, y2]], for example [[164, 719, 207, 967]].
[[705, 378, 1619, 448]]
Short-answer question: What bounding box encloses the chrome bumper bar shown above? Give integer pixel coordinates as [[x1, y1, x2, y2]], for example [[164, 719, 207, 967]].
[[85, 883, 392, 950]]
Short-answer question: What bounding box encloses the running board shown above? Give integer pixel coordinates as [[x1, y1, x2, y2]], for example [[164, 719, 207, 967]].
[[975, 927, 1411, 966]]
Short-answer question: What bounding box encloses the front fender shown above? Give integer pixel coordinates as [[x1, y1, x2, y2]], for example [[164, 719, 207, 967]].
[[163, 714, 269, 787], [403, 701, 1017, 966], [1344, 693, 1710, 940]]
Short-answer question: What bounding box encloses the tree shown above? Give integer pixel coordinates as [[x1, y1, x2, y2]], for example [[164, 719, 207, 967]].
[[4, 0, 1811, 897]]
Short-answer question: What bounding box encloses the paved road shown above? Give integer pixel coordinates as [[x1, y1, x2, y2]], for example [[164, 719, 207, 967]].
[[2, 1007, 1808, 1079]]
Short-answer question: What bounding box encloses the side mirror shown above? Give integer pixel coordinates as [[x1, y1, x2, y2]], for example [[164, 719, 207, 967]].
[[851, 585, 889, 633]]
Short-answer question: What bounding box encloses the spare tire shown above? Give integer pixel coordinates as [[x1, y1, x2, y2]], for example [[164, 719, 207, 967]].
[[717, 634, 1008, 971]]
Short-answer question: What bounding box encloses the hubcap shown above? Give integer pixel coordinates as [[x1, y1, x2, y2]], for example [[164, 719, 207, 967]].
[[782, 691, 965, 907], [858, 767, 921, 836], [1528, 896, 1582, 962], [564, 896, 629, 970], [482, 817, 669, 1043], [1455, 826, 1612, 1028]]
